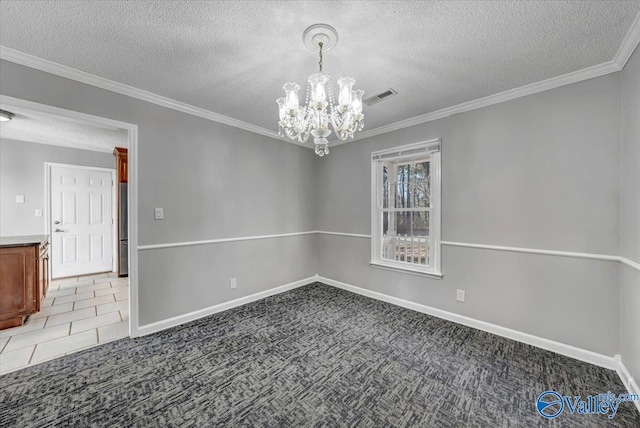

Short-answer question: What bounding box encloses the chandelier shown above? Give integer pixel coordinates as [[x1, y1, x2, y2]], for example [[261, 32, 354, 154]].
[[277, 24, 365, 156]]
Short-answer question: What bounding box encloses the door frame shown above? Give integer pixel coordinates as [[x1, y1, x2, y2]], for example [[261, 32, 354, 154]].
[[44, 162, 117, 276], [0, 94, 140, 338]]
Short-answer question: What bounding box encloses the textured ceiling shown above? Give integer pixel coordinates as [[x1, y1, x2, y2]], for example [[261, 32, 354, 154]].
[[0, 104, 128, 153], [0, 1, 639, 137]]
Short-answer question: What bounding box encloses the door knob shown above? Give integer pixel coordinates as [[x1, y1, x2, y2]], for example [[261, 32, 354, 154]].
[[54, 221, 60, 224], [54, 228, 66, 233]]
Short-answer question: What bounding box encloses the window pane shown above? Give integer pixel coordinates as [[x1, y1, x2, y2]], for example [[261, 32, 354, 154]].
[[382, 211, 411, 236], [411, 161, 430, 208], [382, 210, 429, 265], [382, 233, 430, 265], [396, 164, 410, 208], [383, 160, 431, 209], [412, 211, 429, 237], [382, 165, 389, 208], [405, 235, 429, 265], [396, 211, 411, 235], [382, 212, 398, 235]]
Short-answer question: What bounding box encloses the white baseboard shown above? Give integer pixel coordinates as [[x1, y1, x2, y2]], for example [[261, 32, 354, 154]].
[[137, 276, 317, 336], [317, 276, 617, 370], [135, 273, 638, 414], [615, 355, 640, 413]]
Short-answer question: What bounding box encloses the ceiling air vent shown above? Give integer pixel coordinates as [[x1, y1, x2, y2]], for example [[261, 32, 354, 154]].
[[363, 88, 398, 106]]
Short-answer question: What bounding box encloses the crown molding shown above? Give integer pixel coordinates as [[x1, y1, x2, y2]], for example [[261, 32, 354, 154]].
[[613, 11, 640, 69], [0, 45, 286, 142], [2, 10, 639, 150], [344, 12, 640, 145], [345, 60, 620, 144]]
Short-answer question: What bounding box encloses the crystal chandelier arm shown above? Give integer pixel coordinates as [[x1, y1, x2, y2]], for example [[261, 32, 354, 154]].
[[296, 109, 310, 143], [298, 131, 310, 143], [330, 107, 354, 140], [331, 108, 365, 141], [277, 24, 364, 156], [329, 112, 348, 141], [298, 106, 311, 143], [284, 128, 309, 143]]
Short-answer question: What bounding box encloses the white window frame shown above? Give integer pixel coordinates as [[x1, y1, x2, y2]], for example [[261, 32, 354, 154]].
[[370, 139, 442, 278]]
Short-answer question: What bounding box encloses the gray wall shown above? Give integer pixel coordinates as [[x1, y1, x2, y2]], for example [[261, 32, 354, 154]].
[[0, 138, 115, 236], [139, 235, 316, 323], [317, 73, 622, 356], [0, 59, 318, 326], [0, 52, 634, 366], [620, 46, 640, 382]]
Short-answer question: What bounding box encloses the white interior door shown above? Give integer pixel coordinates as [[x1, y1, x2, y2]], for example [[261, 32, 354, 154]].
[[50, 165, 114, 278]]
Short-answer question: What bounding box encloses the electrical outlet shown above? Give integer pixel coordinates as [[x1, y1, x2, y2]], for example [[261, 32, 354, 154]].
[[35, 209, 43, 217], [154, 207, 164, 220], [230, 278, 237, 289], [456, 289, 466, 303], [16, 195, 25, 204]]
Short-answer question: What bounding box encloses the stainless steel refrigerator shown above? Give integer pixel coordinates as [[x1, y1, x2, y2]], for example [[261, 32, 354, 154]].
[[119, 183, 128, 277]]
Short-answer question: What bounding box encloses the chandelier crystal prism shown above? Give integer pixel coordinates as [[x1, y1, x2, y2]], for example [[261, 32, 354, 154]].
[[277, 24, 364, 157]]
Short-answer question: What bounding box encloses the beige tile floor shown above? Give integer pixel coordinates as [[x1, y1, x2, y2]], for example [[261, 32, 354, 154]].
[[0, 272, 129, 375]]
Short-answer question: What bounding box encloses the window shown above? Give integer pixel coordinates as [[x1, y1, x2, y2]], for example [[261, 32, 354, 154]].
[[371, 139, 442, 277]]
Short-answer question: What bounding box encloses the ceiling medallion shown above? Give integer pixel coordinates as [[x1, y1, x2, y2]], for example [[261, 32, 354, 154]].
[[276, 24, 364, 156]]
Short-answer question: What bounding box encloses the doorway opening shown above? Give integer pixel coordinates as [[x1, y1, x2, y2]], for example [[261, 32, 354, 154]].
[[0, 95, 139, 374]]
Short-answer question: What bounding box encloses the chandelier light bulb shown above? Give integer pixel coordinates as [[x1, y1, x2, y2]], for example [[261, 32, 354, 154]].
[[308, 73, 329, 110], [282, 82, 300, 112], [337, 77, 355, 109], [276, 97, 286, 121], [352, 89, 364, 116], [276, 24, 364, 157]]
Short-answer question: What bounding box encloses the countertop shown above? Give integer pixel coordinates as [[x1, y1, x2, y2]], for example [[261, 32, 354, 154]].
[[0, 235, 49, 248]]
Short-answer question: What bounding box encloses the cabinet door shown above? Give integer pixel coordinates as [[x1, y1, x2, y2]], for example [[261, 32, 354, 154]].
[[0, 246, 36, 323]]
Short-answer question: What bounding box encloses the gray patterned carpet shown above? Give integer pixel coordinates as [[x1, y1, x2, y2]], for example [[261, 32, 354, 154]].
[[1, 282, 638, 427]]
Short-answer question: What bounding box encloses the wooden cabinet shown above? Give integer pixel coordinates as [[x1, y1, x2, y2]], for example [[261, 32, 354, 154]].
[[113, 147, 128, 183], [0, 236, 49, 330]]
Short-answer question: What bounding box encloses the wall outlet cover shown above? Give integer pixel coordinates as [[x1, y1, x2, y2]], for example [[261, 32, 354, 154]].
[[230, 278, 237, 289], [456, 289, 466, 303], [16, 195, 25, 203], [154, 207, 164, 220], [35, 209, 43, 217]]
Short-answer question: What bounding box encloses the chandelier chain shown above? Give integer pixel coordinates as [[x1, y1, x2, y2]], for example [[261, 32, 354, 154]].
[[318, 42, 323, 73]]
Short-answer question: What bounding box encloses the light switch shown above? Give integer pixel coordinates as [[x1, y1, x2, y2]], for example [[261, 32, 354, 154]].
[[16, 195, 25, 203], [35, 209, 43, 217], [154, 207, 164, 220]]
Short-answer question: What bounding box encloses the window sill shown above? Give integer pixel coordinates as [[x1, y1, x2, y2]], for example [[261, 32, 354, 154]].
[[370, 261, 443, 279]]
